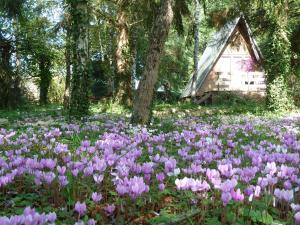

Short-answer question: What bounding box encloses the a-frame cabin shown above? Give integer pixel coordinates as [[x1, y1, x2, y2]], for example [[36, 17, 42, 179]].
[[181, 15, 266, 102]]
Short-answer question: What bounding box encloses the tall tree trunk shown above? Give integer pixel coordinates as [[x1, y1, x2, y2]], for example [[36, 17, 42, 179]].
[[63, 28, 71, 110], [114, 7, 132, 106], [131, 0, 174, 125], [131, 37, 137, 91], [192, 0, 200, 98], [109, 30, 116, 95], [10, 17, 21, 108], [68, 0, 90, 118], [0, 42, 13, 109], [39, 56, 52, 105], [98, 20, 104, 62]]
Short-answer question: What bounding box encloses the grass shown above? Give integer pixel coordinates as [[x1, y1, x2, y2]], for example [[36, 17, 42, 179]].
[[0, 104, 63, 122], [1, 99, 299, 124]]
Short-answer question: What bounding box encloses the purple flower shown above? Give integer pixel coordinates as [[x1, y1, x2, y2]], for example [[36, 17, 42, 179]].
[[92, 192, 102, 203], [54, 143, 68, 154], [231, 189, 244, 202], [218, 163, 236, 177], [41, 158, 56, 170], [164, 157, 177, 173], [93, 174, 104, 184], [0, 207, 56, 225], [264, 162, 277, 175], [156, 173, 165, 183], [82, 140, 91, 147], [221, 191, 232, 206], [57, 166, 66, 175], [75, 221, 84, 225], [88, 219, 96, 225], [244, 186, 254, 196], [58, 175, 68, 186], [47, 212, 57, 223], [43, 172, 56, 184], [284, 180, 292, 190], [175, 177, 192, 190], [142, 162, 154, 174], [175, 177, 210, 192], [295, 212, 300, 224], [254, 185, 261, 197], [116, 176, 149, 199], [72, 169, 79, 177], [291, 203, 300, 212], [83, 166, 94, 176], [274, 188, 294, 202], [74, 201, 87, 216], [219, 179, 237, 193], [104, 204, 116, 216], [158, 183, 165, 191]]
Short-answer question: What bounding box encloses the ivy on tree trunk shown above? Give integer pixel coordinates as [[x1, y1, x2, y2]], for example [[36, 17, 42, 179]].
[[191, 0, 200, 99], [68, 0, 90, 118], [39, 56, 52, 105]]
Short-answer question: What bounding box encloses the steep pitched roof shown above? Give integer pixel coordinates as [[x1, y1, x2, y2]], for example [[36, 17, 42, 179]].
[[181, 15, 263, 98]]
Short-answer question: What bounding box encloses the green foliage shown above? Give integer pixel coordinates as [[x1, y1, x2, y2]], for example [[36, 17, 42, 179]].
[[90, 59, 113, 98], [148, 210, 177, 224], [0, 0, 25, 19], [48, 77, 65, 104], [268, 76, 294, 112], [90, 100, 130, 115]]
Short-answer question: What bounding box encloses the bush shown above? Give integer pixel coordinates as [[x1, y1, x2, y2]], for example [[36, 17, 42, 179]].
[[48, 76, 65, 104], [268, 76, 294, 112]]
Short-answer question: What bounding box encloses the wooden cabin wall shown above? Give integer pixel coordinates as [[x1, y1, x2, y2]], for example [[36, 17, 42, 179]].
[[197, 28, 266, 97]]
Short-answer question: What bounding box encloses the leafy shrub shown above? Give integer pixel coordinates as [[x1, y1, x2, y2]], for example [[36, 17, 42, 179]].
[[288, 73, 300, 107], [213, 91, 264, 107], [48, 76, 65, 104], [268, 76, 294, 112]]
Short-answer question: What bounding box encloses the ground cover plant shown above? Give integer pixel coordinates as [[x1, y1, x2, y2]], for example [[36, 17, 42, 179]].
[[1, 105, 300, 224]]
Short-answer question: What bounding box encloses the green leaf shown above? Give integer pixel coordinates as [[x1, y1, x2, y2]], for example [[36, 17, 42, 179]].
[[206, 217, 221, 225]]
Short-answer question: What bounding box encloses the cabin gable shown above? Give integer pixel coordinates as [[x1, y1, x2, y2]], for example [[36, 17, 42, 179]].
[[198, 28, 266, 96], [181, 16, 266, 99]]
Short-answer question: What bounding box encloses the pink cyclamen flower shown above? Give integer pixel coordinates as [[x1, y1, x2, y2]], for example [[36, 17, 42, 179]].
[[92, 192, 102, 203], [221, 191, 232, 206], [231, 189, 244, 202], [47, 212, 57, 223], [57, 166, 66, 175], [88, 219, 96, 225], [158, 183, 165, 191], [295, 212, 300, 224], [156, 173, 165, 183], [104, 204, 116, 216], [75, 221, 84, 225], [74, 201, 87, 216]]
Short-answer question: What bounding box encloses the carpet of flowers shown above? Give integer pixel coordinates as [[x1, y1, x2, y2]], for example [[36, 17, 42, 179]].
[[1, 113, 300, 224]]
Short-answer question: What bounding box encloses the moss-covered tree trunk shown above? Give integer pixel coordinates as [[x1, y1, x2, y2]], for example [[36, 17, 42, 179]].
[[191, 0, 200, 98], [114, 6, 132, 106], [39, 56, 52, 105], [0, 43, 14, 109], [68, 0, 90, 118], [131, 0, 174, 125]]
